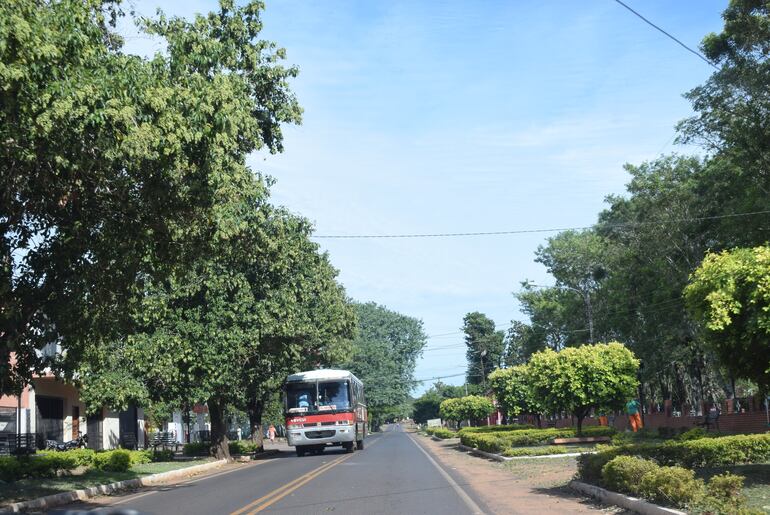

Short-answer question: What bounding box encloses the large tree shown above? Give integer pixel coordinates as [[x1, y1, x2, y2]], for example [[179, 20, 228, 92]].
[[0, 0, 301, 396], [534, 230, 612, 344], [79, 203, 355, 459], [462, 312, 504, 386], [412, 381, 469, 424], [685, 245, 770, 390], [341, 302, 427, 428], [488, 366, 544, 427], [527, 342, 639, 433], [678, 0, 770, 230], [237, 212, 355, 450], [439, 395, 494, 426]]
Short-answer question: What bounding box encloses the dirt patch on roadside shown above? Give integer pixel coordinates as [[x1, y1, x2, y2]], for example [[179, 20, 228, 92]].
[[413, 435, 631, 515]]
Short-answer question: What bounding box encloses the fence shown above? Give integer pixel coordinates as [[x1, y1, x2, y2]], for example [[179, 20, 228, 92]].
[[0, 432, 38, 456], [534, 397, 770, 434]]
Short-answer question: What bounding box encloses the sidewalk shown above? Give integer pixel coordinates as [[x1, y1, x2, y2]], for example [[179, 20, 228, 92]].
[[413, 434, 631, 515]]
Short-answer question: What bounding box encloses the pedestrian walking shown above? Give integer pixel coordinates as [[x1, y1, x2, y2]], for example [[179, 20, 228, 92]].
[[626, 399, 643, 432], [268, 424, 276, 443]]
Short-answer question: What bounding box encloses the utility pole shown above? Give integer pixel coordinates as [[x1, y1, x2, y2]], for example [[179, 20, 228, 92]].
[[479, 349, 487, 389]]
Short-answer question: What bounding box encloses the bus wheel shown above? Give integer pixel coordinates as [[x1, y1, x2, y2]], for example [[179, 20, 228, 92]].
[[356, 438, 364, 450], [296, 446, 306, 457], [343, 442, 354, 453]]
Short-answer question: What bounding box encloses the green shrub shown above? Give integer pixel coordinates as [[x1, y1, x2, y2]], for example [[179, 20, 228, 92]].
[[502, 445, 592, 457], [127, 450, 153, 466], [56, 448, 96, 467], [229, 440, 260, 455], [426, 427, 457, 439], [639, 466, 703, 508], [676, 428, 722, 441], [93, 449, 132, 472], [577, 449, 623, 483], [151, 448, 175, 462], [0, 456, 21, 482], [461, 426, 615, 453], [583, 434, 770, 474], [457, 424, 534, 435], [690, 472, 766, 515], [601, 456, 659, 495], [183, 442, 208, 456]]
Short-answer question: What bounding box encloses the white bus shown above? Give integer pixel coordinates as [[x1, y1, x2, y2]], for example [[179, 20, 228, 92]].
[[283, 369, 367, 457]]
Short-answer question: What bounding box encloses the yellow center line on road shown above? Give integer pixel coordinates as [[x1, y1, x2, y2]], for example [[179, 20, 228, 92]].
[[229, 455, 349, 515], [231, 434, 385, 515], [243, 453, 355, 514]]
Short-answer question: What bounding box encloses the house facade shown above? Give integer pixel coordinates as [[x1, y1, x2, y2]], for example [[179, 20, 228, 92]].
[[0, 371, 145, 453]]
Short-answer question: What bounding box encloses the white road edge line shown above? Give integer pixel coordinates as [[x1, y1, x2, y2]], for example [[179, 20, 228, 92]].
[[408, 434, 486, 515]]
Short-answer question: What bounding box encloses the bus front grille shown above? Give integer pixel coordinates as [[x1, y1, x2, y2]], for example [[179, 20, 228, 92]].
[[305, 430, 335, 439]]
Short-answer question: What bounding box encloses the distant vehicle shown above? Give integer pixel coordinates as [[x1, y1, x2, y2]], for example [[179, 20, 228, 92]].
[[283, 369, 367, 457]]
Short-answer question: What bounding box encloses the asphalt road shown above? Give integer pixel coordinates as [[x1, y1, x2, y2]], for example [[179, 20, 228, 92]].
[[54, 426, 488, 515]]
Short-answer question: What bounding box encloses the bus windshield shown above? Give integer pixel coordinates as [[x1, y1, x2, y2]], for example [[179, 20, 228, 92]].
[[318, 381, 350, 411], [285, 382, 316, 413], [285, 380, 351, 413]]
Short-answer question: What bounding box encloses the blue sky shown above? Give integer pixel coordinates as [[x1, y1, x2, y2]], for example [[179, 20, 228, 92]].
[[122, 1, 726, 394]]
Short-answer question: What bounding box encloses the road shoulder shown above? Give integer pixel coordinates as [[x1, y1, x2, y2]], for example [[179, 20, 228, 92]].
[[411, 433, 631, 515]]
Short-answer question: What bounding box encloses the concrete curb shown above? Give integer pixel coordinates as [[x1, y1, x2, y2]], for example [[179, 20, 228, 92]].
[[3, 458, 233, 513], [508, 451, 597, 460], [430, 436, 459, 442], [457, 444, 512, 462], [569, 480, 687, 515]]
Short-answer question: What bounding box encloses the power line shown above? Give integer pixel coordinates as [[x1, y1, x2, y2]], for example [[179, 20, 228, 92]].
[[611, 0, 718, 69], [312, 209, 770, 239]]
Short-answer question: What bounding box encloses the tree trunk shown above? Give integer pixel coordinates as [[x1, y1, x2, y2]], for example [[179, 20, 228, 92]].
[[575, 409, 586, 435], [247, 398, 265, 452], [208, 398, 231, 461]]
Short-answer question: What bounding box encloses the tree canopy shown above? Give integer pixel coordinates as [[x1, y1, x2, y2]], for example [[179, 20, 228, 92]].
[[0, 0, 301, 396], [340, 302, 427, 427], [412, 381, 470, 424], [462, 312, 504, 386], [685, 245, 770, 390], [488, 366, 543, 425], [439, 395, 494, 425], [527, 342, 639, 433]]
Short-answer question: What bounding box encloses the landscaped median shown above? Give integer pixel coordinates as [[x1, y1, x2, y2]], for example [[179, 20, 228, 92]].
[[424, 427, 458, 439], [574, 432, 770, 513], [458, 425, 614, 455]]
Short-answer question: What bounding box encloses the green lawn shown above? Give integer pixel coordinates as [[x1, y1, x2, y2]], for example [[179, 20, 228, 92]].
[[697, 463, 770, 514], [0, 458, 213, 506]]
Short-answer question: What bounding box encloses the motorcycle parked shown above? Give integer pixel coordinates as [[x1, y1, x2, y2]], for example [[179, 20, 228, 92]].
[[45, 432, 88, 451]]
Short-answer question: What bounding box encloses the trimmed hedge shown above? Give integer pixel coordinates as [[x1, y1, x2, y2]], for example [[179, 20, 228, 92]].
[[577, 433, 770, 480], [501, 445, 593, 457], [601, 455, 659, 494], [185, 440, 263, 456], [461, 426, 615, 453], [425, 427, 457, 439], [229, 440, 261, 455], [638, 465, 702, 508], [93, 449, 131, 472], [0, 448, 153, 481], [183, 442, 208, 456], [457, 424, 534, 436], [597, 456, 759, 511]]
